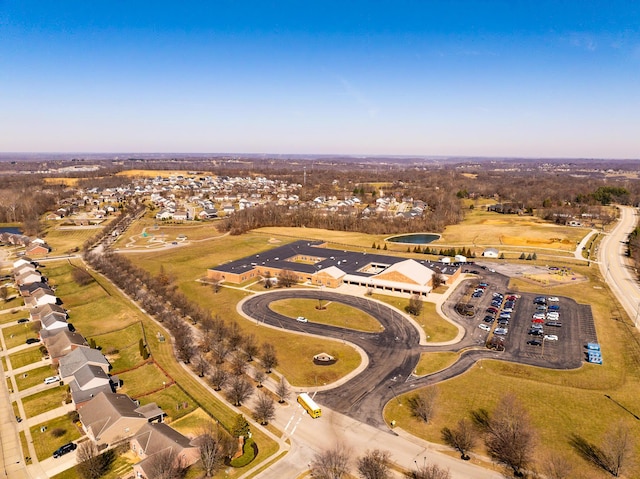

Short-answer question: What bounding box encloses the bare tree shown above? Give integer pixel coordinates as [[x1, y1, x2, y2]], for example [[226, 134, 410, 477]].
[[278, 269, 298, 287], [144, 448, 186, 479], [408, 386, 438, 423], [539, 452, 573, 479], [230, 352, 247, 376], [211, 339, 231, 365], [570, 420, 634, 477], [275, 377, 291, 403], [254, 369, 266, 388], [261, 343, 278, 373], [194, 352, 210, 377], [209, 367, 229, 391], [173, 323, 195, 364], [472, 394, 535, 477], [76, 441, 109, 479], [405, 462, 451, 479], [310, 445, 351, 479], [226, 376, 254, 406], [253, 392, 276, 425], [357, 449, 391, 479], [441, 419, 476, 460], [0, 286, 9, 302], [198, 422, 235, 477], [211, 280, 222, 294], [243, 334, 259, 362], [431, 267, 443, 290]]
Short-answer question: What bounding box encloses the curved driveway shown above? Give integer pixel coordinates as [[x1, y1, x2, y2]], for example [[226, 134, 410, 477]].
[[242, 290, 421, 428]]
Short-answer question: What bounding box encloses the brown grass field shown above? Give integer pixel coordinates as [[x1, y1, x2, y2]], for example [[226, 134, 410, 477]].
[[115, 169, 215, 178]]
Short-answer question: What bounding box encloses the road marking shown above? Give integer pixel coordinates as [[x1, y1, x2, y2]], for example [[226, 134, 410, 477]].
[[289, 416, 303, 436]]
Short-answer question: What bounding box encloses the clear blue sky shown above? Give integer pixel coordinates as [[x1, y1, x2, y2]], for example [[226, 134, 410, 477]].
[[1, 1, 639, 158]]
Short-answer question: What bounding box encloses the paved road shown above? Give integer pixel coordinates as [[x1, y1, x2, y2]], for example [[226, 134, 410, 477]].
[[242, 290, 421, 429], [599, 205, 640, 328]]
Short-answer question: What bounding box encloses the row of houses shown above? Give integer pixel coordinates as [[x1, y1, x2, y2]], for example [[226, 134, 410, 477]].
[[12, 258, 201, 478], [1, 234, 51, 256]]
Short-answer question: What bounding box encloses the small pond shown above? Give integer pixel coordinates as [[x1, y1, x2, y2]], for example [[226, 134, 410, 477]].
[[385, 233, 440, 245], [0, 227, 22, 235]]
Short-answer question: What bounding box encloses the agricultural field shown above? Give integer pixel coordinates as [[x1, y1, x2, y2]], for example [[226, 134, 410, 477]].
[[437, 208, 590, 254]]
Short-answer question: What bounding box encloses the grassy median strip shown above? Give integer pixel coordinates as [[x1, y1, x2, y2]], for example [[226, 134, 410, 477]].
[[414, 352, 459, 376]]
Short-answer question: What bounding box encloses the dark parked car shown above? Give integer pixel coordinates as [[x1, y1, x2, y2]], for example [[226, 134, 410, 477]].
[[17, 318, 30, 324], [25, 338, 40, 345], [528, 329, 544, 336], [483, 315, 495, 323], [53, 442, 77, 458], [527, 339, 542, 346], [546, 321, 562, 327]]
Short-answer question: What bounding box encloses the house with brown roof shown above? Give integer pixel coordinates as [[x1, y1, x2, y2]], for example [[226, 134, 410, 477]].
[[43, 330, 89, 364], [30, 303, 67, 322], [79, 392, 165, 447], [130, 423, 200, 479], [19, 282, 53, 298], [25, 242, 51, 256], [25, 289, 58, 308], [39, 313, 69, 338]]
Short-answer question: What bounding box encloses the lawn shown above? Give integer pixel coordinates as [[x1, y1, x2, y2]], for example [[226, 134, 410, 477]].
[[138, 384, 198, 422], [414, 352, 459, 376], [14, 364, 58, 391], [88, 321, 147, 373], [51, 453, 135, 479], [114, 217, 224, 248], [30, 415, 82, 461], [3, 322, 38, 349], [44, 260, 146, 336], [370, 294, 458, 343], [117, 362, 172, 399], [170, 408, 211, 436], [0, 294, 24, 311], [384, 261, 640, 477], [269, 298, 383, 332], [40, 223, 101, 254], [22, 386, 67, 418], [9, 347, 45, 370]]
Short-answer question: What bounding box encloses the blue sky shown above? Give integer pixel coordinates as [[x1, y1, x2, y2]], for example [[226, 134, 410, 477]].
[[1, 1, 639, 157]]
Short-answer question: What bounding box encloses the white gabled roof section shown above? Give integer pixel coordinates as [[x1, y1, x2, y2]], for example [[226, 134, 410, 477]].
[[375, 259, 433, 286], [317, 265, 346, 279]]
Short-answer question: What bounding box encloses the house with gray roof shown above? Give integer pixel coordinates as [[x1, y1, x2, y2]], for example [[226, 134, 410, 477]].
[[58, 347, 110, 382], [43, 330, 88, 364], [30, 303, 67, 322], [131, 423, 201, 479], [79, 392, 165, 447]]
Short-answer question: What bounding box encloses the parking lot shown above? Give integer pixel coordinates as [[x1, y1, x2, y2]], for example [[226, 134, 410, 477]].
[[445, 271, 597, 370]]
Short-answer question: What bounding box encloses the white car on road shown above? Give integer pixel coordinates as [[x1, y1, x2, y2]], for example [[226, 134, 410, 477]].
[[296, 316, 308, 323]]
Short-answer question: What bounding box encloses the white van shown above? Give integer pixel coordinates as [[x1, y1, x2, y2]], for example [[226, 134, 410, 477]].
[[44, 376, 60, 385]]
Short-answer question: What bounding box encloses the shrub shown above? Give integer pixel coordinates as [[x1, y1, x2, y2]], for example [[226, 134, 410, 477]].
[[229, 438, 257, 468], [51, 428, 66, 438]]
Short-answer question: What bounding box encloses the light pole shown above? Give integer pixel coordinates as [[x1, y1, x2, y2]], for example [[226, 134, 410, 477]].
[[388, 384, 400, 405]]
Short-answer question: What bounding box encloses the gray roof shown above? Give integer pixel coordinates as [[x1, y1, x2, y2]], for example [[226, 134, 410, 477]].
[[71, 364, 111, 390], [70, 383, 114, 406], [210, 240, 461, 279], [30, 303, 67, 320], [59, 348, 110, 378], [40, 313, 67, 330], [43, 330, 88, 358]]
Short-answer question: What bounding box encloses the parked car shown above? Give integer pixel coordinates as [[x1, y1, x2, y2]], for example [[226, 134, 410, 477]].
[[546, 312, 560, 319], [548, 304, 560, 311], [17, 318, 29, 324], [528, 329, 544, 336], [44, 376, 60, 385], [296, 316, 308, 323], [546, 321, 563, 327], [53, 442, 77, 458], [486, 307, 499, 315], [483, 315, 495, 323], [25, 338, 40, 345], [544, 335, 559, 341], [527, 339, 542, 346], [547, 297, 560, 302], [532, 313, 546, 320], [531, 324, 544, 330], [478, 324, 491, 331], [494, 328, 508, 335], [536, 305, 548, 311]]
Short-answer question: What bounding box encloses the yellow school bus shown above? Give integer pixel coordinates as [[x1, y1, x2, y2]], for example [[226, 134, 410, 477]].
[[297, 392, 322, 418]]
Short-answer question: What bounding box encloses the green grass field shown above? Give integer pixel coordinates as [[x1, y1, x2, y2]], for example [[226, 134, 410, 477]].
[[40, 223, 100, 254], [30, 415, 82, 461], [14, 365, 58, 391], [88, 321, 147, 373], [8, 347, 44, 370], [138, 384, 198, 422], [3, 322, 38, 349], [117, 362, 172, 398], [0, 295, 24, 311], [22, 386, 66, 418], [414, 352, 459, 376], [269, 298, 383, 332]]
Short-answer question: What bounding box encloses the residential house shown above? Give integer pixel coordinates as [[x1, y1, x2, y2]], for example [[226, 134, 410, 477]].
[[25, 242, 51, 256], [131, 423, 201, 479], [58, 347, 111, 383], [79, 392, 165, 447], [39, 313, 69, 337], [43, 330, 89, 364], [30, 303, 67, 322], [68, 364, 116, 408]]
